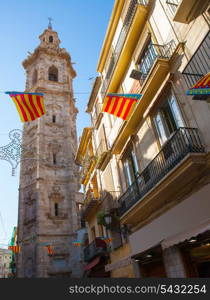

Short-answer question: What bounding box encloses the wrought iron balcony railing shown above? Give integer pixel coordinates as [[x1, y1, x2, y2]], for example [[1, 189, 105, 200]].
[[83, 188, 99, 206], [118, 127, 205, 216], [166, 0, 179, 14], [81, 190, 119, 220], [100, 191, 120, 212], [101, 0, 149, 95], [92, 103, 103, 127], [95, 139, 110, 170], [84, 238, 107, 262], [137, 40, 176, 85]]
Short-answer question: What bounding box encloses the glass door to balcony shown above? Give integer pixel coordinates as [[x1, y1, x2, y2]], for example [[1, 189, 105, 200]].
[[123, 148, 139, 187], [138, 39, 158, 81], [154, 92, 184, 146]]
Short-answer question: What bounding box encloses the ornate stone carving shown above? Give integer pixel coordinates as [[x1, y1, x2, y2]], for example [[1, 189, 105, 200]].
[[49, 185, 64, 202]]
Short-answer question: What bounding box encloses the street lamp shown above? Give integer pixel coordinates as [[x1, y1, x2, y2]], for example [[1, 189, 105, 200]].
[[103, 213, 130, 239]]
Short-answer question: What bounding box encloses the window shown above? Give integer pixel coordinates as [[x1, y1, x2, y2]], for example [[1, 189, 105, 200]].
[[166, 0, 179, 16], [91, 227, 96, 240], [110, 217, 122, 250], [98, 224, 104, 237], [54, 203, 59, 216], [53, 153, 57, 164], [122, 145, 139, 187], [138, 38, 157, 80], [154, 90, 184, 145], [52, 115, 56, 123], [48, 66, 58, 82], [49, 36, 53, 43]]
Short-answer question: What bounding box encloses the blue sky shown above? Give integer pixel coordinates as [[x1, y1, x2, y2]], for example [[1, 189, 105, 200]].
[[0, 0, 114, 246]]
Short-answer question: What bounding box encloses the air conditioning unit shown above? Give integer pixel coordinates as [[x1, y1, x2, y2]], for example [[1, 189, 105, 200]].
[[130, 69, 142, 80]]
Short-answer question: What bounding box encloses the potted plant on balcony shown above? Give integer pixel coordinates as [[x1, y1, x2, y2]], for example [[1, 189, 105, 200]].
[[97, 211, 107, 227]]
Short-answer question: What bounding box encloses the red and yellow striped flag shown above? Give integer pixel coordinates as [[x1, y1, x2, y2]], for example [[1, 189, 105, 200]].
[[8, 245, 20, 253], [102, 94, 141, 121], [6, 92, 46, 122], [46, 245, 54, 255], [192, 72, 210, 89]]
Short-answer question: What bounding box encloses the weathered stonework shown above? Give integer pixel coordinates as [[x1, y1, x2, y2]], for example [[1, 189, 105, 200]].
[[17, 25, 81, 278]]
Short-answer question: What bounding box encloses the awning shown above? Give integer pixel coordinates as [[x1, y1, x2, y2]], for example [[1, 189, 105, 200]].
[[161, 219, 210, 249], [129, 184, 210, 256], [186, 72, 210, 99], [84, 256, 100, 271]]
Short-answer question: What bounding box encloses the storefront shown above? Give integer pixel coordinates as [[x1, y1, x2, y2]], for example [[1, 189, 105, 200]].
[[129, 184, 210, 277], [163, 229, 210, 277], [133, 245, 167, 277]]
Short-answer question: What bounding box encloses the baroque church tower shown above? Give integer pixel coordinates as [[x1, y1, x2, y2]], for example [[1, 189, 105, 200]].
[[17, 23, 82, 277]]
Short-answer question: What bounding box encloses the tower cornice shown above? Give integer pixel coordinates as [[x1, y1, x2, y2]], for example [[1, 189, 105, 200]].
[[23, 47, 76, 78], [27, 86, 74, 96]]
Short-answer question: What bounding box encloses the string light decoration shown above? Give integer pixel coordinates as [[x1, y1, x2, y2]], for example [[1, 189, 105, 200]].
[[0, 129, 23, 176]]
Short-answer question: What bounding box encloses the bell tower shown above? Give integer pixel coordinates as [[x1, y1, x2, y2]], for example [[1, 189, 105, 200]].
[[17, 24, 81, 277]]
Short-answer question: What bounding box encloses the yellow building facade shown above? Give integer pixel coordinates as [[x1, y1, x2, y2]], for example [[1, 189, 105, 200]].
[[76, 0, 210, 278]]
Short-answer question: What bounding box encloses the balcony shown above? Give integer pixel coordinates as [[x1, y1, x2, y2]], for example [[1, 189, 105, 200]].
[[95, 139, 111, 171], [118, 127, 206, 226], [137, 40, 177, 87], [112, 40, 182, 154], [173, 0, 210, 24], [100, 191, 120, 212], [101, 0, 149, 96], [92, 103, 103, 129], [82, 192, 100, 220], [82, 191, 119, 220], [84, 238, 107, 262]]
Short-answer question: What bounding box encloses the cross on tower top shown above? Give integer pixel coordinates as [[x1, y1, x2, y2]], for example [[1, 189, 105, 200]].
[[48, 17, 53, 29]]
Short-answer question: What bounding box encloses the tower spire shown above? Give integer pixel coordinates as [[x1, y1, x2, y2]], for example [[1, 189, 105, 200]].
[[48, 17, 53, 29]]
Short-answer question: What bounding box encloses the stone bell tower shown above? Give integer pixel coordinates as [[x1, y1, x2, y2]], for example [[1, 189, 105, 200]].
[[17, 22, 81, 277]]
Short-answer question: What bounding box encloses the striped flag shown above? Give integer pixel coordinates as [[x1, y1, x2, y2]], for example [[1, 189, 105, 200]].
[[5, 91, 46, 122], [191, 72, 210, 89], [8, 245, 20, 253], [186, 73, 210, 96], [45, 245, 54, 255], [102, 93, 141, 121]]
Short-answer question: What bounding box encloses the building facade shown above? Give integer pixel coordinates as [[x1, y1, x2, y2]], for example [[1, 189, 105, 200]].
[[0, 249, 12, 278], [17, 23, 82, 278], [76, 0, 210, 277]]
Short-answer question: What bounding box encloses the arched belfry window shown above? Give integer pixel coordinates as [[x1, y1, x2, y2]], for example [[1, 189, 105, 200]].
[[32, 69, 38, 85], [48, 66, 58, 82], [49, 36, 53, 43]]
